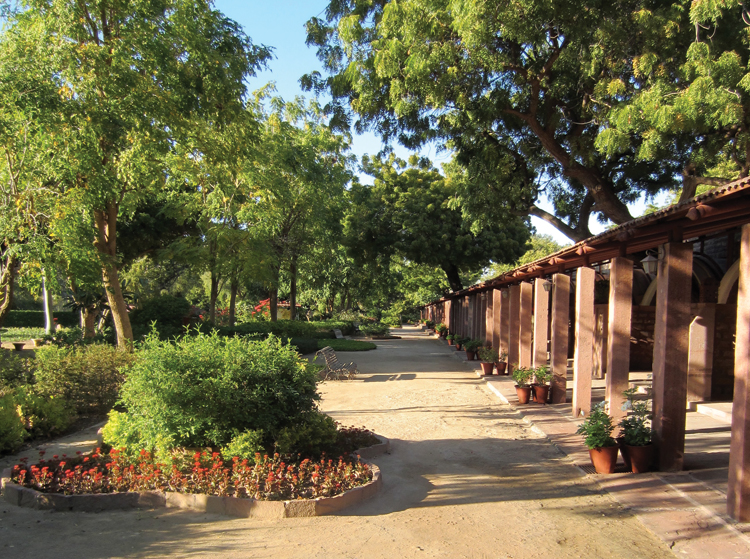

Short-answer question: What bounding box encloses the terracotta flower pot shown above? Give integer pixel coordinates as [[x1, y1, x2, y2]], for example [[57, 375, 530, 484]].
[[447, 339, 454, 346], [533, 384, 550, 404], [466, 350, 476, 361], [495, 362, 508, 375], [625, 443, 654, 473], [455, 343, 463, 350], [588, 445, 619, 474], [515, 385, 531, 404], [480, 361, 494, 375]]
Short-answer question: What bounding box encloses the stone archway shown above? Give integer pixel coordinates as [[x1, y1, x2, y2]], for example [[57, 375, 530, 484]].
[[718, 259, 740, 304]]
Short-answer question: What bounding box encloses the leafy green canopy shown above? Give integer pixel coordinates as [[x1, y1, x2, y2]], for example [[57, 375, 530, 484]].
[[304, 0, 702, 240], [344, 155, 530, 291]]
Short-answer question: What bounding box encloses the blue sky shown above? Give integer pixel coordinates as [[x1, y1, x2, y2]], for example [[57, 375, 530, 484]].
[[214, 1, 667, 246]]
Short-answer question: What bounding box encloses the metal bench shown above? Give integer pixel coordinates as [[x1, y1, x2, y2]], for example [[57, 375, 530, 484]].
[[315, 346, 358, 380]]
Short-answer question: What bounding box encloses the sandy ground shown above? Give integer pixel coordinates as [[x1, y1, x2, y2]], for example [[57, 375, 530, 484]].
[[0, 326, 673, 559]]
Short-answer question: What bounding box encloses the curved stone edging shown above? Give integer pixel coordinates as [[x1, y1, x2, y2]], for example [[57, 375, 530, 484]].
[[0, 436, 389, 518]]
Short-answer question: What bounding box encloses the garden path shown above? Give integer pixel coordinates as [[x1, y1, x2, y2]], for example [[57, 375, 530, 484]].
[[0, 326, 673, 558]]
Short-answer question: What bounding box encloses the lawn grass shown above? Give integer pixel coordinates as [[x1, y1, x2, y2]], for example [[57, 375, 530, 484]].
[[0, 327, 46, 343], [318, 339, 376, 351]]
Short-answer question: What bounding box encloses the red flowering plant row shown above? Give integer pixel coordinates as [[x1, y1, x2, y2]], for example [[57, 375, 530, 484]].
[[9, 448, 373, 501]]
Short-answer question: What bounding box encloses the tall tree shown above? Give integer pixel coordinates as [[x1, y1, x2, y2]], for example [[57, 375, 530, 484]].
[[305, 0, 694, 240], [345, 155, 530, 291], [0, 0, 270, 346]]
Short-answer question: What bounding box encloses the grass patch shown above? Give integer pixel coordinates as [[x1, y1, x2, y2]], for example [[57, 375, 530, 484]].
[[0, 327, 46, 343], [319, 339, 376, 352]]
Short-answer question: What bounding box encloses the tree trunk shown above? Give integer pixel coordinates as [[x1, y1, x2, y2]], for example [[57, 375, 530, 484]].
[[289, 257, 297, 321], [209, 270, 219, 324], [82, 307, 97, 338], [94, 204, 133, 348], [42, 272, 54, 334], [269, 287, 278, 322], [228, 277, 238, 327], [0, 252, 16, 328], [443, 264, 464, 292]]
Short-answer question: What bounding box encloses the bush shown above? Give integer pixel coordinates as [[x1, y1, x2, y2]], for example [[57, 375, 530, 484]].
[[33, 344, 135, 414], [288, 338, 319, 354], [0, 351, 34, 391], [2, 310, 78, 328], [275, 410, 338, 458], [218, 319, 355, 340], [130, 295, 191, 326], [0, 393, 26, 453], [360, 323, 389, 337], [221, 430, 266, 461], [14, 387, 74, 439], [103, 332, 319, 455], [0, 327, 46, 343], [322, 340, 377, 351]]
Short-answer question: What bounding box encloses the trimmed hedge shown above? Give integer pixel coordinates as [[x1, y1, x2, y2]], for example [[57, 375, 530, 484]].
[[217, 320, 355, 340], [3, 311, 79, 328]]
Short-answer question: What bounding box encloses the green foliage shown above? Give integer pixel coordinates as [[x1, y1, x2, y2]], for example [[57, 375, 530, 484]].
[[14, 387, 73, 440], [619, 389, 652, 446], [0, 327, 45, 343], [435, 323, 448, 334], [288, 338, 320, 355], [275, 410, 338, 458], [130, 295, 191, 327], [321, 340, 376, 352], [511, 366, 534, 388], [477, 346, 498, 363], [359, 322, 389, 337], [464, 339, 483, 352], [0, 393, 26, 453], [0, 351, 34, 390], [218, 319, 355, 340], [576, 403, 617, 450], [33, 345, 135, 414], [3, 311, 78, 328], [104, 332, 319, 455], [484, 235, 569, 280], [221, 429, 266, 461], [533, 366, 552, 386]]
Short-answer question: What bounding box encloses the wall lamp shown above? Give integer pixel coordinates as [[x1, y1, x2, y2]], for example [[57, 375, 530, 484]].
[[640, 251, 658, 275]]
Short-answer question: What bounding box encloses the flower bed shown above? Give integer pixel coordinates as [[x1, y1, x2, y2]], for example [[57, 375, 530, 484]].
[[1, 437, 389, 517]]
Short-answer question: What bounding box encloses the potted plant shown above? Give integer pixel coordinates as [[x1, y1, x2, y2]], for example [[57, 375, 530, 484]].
[[495, 350, 508, 375], [425, 320, 435, 332], [446, 333, 455, 346], [618, 389, 654, 473], [532, 366, 552, 404], [455, 336, 467, 351], [512, 366, 534, 404], [477, 346, 497, 375], [436, 323, 448, 338], [464, 339, 482, 360], [576, 402, 619, 474]]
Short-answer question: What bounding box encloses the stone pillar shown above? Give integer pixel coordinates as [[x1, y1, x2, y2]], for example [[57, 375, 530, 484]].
[[499, 289, 511, 358], [519, 282, 533, 368], [729, 224, 750, 521], [462, 297, 469, 337], [573, 267, 596, 417], [593, 306, 608, 379], [652, 242, 693, 472], [486, 293, 494, 346], [508, 285, 521, 370], [688, 304, 715, 402], [533, 278, 549, 368], [445, 300, 453, 333], [492, 289, 503, 354], [550, 273, 571, 403], [606, 257, 633, 422]]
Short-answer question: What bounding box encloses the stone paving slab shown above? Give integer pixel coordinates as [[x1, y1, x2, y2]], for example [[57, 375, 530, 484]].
[[431, 337, 750, 559]]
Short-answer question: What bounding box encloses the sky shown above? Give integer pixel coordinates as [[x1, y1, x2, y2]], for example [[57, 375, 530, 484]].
[[214, 1, 668, 247]]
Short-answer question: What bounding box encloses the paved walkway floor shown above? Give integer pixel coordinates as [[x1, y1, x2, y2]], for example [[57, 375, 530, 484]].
[[0, 327, 675, 558]]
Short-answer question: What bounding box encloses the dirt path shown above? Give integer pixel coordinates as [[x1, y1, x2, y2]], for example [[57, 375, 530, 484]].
[[0, 327, 672, 558]]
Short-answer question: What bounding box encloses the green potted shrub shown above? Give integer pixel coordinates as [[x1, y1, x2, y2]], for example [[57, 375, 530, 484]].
[[576, 402, 619, 474], [436, 323, 448, 338], [454, 336, 467, 351], [511, 366, 534, 404], [446, 333, 455, 346], [532, 365, 552, 404], [477, 346, 498, 376], [464, 339, 482, 361], [495, 350, 509, 375], [618, 389, 653, 473]]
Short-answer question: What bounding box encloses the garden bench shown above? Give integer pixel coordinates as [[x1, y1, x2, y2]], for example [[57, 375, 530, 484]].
[[316, 346, 358, 380]]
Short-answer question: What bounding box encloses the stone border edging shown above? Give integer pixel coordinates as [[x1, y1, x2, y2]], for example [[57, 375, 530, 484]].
[[0, 436, 389, 518]]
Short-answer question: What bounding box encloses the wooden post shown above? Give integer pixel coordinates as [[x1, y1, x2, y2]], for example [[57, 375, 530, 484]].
[[533, 278, 549, 368], [687, 304, 715, 402], [652, 242, 693, 472], [519, 282, 533, 368], [550, 273, 570, 403], [606, 257, 633, 422], [508, 285, 521, 370], [729, 224, 750, 520], [573, 267, 596, 417]]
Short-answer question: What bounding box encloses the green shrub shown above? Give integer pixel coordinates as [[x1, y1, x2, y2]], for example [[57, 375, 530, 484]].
[[130, 295, 191, 326], [288, 338, 319, 354], [0, 351, 34, 392], [360, 323, 389, 337], [321, 340, 376, 351], [218, 319, 355, 340], [0, 393, 26, 453], [103, 332, 319, 455], [2, 310, 78, 328], [275, 410, 338, 458], [14, 387, 74, 439], [221, 429, 266, 461], [33, 344, 135, 414]]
